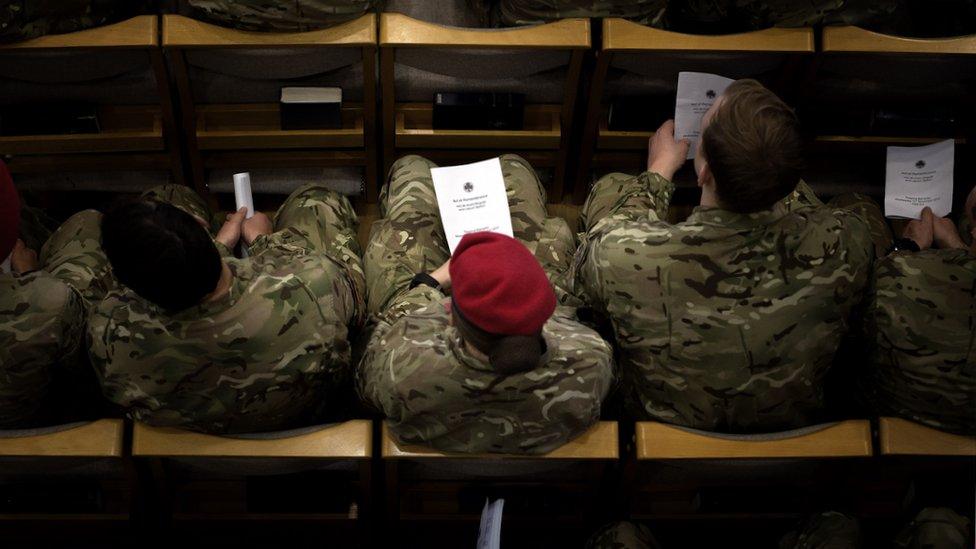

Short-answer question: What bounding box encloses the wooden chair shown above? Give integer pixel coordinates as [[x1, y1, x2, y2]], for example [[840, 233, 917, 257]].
[[0, 16, 185, 191], [877, 417, 975, 457], [131, 420, 373, 543], [379, 13, 590, 202], [163, 14, 379, 202], [574, 19, 814, 203], [0, 420, 131, 541], [381, 420, 618, 546]]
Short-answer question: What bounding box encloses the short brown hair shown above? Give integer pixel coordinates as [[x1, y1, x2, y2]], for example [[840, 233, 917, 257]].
[[701, 79, 803, 213]]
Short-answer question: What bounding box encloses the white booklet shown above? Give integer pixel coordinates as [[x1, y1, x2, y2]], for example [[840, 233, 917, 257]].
[[476, 498, 504, 549], [884, 139, 955, 219], [432, 158, 514, 253], [675, 71, 734, 159]]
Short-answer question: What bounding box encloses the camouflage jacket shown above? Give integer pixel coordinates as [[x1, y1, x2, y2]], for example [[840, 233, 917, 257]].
[[0, 271, 87, 428], [864, 248, 976, 435], [182, 0, 379, 32], [1, 1, 154, 45], [357, 285, 614, 454], [496, 0, 667, 26], [573, 171, 874, 432], [89, 230, 362, 434]]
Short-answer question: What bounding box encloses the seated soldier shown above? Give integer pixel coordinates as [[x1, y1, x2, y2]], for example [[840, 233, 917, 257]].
[[493, 0, 667, 27], [860, 188, 976, 435], [0, 0, 154, 44], [178, 0, 380, 32], [357, 154, 613, 454], [574, 79, 874, 432], [89, 184, 365, 434], [0, 162, 113, 428]]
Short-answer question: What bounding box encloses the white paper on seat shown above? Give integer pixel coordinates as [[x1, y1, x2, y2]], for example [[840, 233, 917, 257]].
[[477, 498, 504, 549], [432, 158, 514, 253], [675, 71, 734, 159], [884, 139, 954, 219]]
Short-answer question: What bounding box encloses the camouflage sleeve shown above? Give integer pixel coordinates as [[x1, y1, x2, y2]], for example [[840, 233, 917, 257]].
[[580, 171, 674, 233], [214, 240, 234, 260], [375, 285, 446, 327], [55, 286, 90, 378]]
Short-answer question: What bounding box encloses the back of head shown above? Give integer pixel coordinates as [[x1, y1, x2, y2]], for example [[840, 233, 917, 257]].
[[102, 199, 221, 313], [701, 79, 803, 213], [449, 232, 557, 375]]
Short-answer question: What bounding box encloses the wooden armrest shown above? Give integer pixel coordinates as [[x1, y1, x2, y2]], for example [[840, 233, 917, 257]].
[[878, 417, 976, 457], [636, 420, 872, 459], [0, 420, 124, 457], [823, 26, 976, 55], [603, 18, 813, 53], [382, 421, 618, 459], [132, 420, 372, 458], [163, 13, 376, 48], [380, 13, 590, 50], [0, 16, 157, 50]]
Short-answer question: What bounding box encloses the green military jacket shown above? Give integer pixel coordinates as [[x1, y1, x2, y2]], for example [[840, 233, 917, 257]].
[[89, 230, 361, 434], [357, 285, 614, 454], [864, 248, 976, 435], [574, 171, 874, 432], [0, 271, 86, 427]]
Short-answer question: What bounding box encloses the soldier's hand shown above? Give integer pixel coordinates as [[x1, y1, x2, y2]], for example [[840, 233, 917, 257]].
[[933, 216, 967, 250], [647, 120, 690, 181], [242, 212, 273, 245], [10, 240, 39, 274], [215, 207, 247, 249], [430, 259, 451, 290], [902, 207, 934, 250]]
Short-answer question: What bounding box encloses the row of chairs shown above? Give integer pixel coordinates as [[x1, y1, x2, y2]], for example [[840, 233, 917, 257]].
[[0, 417, 971, 539], [1, 14, 972, 204]]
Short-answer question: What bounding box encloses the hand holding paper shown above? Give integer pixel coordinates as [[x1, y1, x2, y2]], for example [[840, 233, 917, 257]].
[[432, 158, 514, 253], [675, 72, 734, 160], [885, 139, 954, 219]]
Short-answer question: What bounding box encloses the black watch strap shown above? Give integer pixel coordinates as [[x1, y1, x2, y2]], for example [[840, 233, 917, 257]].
[[887, 237, 921, 255], [409, 272, 440, 290]]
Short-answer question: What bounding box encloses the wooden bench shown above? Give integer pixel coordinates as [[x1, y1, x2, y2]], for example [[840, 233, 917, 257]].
[[878, 417, 976, 457]]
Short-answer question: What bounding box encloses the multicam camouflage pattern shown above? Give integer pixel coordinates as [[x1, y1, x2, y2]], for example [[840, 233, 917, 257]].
[[779, 511, 861, 549], [667, 0, 900, 32], [825, 193, 893, 258], [864, 245, 975, 436], [0, 0, 153, 45], [495, 0, 667, 26], [89, 184, 365, 434], [893, 508, 973, 549], [573, 171, 874, 432], [586, 521, 661, 549], [40, 209, 117, 303], [358, 154, 613, 454], [182, 0, 380, 32]]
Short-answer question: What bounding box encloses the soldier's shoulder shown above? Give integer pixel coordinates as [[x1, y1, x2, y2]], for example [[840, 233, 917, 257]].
[[545, 313, 613, 355], [877, 249, 976, 285], [1, 272, 79, 315]]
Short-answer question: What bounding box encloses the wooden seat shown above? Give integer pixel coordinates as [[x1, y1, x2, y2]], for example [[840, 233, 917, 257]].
[[163, 14, 378, 201], [636, 420, 873, 460], [380, 13, 590, 202], [0, 16, 185, 187], [878, 417, 976, 457], [0, 419, 124, 457], [575, 18, 814, 203]]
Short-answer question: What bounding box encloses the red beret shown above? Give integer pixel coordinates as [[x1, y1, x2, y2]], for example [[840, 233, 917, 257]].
[[0, 160, 20, 261], [449, 232, 556, 336]]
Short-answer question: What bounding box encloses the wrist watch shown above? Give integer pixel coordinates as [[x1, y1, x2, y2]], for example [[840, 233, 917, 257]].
[[887, 237, 920, 255], [409, 272, 441, 290]]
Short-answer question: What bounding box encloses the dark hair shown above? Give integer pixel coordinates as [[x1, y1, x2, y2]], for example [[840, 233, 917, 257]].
[[701, 79, 804, 213], [102, 200, 222, 313], [452, 301, 545, 375]]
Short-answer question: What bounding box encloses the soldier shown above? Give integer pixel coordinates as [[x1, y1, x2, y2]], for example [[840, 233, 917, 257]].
[[861, 188, 976, 436], [573, 79, 874, 432], [0, 162, 112, 427], [89, 183, 365, 434], [179, 0, 380, 32], [1, 1, 154, 45], [494, 0, 667, 27], [357, 154, 613, 454], [665, 0, 903, 34]]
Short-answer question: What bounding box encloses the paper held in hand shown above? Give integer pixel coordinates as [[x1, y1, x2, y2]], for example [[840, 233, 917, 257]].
[[884, 139, 954, 219], [675, 71, 734, 160], [432, 158, 514, 253], [477, 498, 504, 549]]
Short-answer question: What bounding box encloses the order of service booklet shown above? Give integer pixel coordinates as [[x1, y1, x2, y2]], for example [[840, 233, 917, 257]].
[[884, 139, 955, 219], [431, 157, 514, 253], [675, 71, 735, 159]]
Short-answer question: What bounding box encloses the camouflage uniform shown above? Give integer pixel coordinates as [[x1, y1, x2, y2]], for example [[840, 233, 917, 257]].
[[0, 208, 112, 428], [89, 184, 365, 434], [779, 511, 861, 549], [357, 154, 614, 454], [182, 0, 380, 32], [495, 0, 667, 27], [586, 521, 662, 549], [572, 171, 874, 432], [666, 0, 901, 33], [0, 1, 154, 45], [893, 508, 973, 549]]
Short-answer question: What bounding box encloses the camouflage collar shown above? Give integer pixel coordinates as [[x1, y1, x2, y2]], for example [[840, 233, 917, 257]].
[[685, 198, 792, 230], [449, 328, 554, 374]]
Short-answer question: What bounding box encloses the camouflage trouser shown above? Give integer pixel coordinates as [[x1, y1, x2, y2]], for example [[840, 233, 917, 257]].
[[182, 0, 379, 32], [0, 0, 152, 45], [779, 511, 861, 549], [586, 521, 661, 549], [365, 154, 577, 315], [29, 209, 115, 304], [893, 508, 972, 549], [580, 172, 671, 232], [827, 193, 893, 258], [495, 0, 667, 27]]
